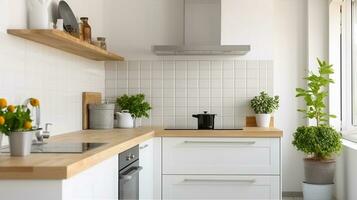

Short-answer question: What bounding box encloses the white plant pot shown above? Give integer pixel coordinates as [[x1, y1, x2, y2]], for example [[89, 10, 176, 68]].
[[303, 182, 334, 200], [255, 114, 271, 127]]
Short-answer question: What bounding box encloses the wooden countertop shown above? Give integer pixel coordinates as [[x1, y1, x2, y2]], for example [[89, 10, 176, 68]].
[[0, 127, 282, 180], [155, 127, 283, 137]]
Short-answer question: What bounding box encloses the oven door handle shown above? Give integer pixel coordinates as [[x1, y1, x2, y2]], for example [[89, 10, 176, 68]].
[[120, 166, 143, 180]]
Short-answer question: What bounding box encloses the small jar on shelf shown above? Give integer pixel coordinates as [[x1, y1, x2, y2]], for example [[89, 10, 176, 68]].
[[80, 17, 91, 43]]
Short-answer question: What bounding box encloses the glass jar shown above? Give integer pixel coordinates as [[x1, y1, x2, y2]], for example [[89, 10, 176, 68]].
[[97, 37, 107, 50], [80, 17, 91, 43]]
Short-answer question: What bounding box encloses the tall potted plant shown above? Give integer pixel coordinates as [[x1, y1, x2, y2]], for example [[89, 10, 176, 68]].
[[116, 94, 151, 127], [293, 59, 342, 200], [250, 91, 279, 127]]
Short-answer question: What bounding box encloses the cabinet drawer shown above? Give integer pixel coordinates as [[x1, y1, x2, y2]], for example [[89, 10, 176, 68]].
[[163, 175, 280, 200], [163, 137, 280, 175]]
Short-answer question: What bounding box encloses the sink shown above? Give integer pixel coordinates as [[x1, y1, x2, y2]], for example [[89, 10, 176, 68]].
[[0, 142, 107, 154]]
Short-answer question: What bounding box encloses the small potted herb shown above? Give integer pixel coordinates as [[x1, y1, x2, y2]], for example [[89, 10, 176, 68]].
[[293, 59, 342, 199], [116, 94, 151, 127], [250, 91, 279, 127], [0, 98, 40, 156]]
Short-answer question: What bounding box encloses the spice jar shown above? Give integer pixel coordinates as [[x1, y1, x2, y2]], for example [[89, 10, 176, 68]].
[[97, 37, 107, 50], [80, 17, 91, 43]]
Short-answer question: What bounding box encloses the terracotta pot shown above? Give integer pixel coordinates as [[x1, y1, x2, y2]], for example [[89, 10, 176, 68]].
[[304, 158, 336, 184]]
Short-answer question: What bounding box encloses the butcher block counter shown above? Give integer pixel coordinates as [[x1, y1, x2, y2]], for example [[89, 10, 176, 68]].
[[0, 127, 282, 180]]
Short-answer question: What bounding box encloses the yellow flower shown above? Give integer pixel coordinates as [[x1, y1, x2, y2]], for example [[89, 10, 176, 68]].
[[24, 121, 32, 130], [0, 116, 4, 126], [7, 105, 15, 113], [0, 98, 7, 109], [30, 98, 40, 107]]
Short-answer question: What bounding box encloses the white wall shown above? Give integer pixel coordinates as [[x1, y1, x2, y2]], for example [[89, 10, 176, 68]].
[[0, 0, 105, 142], [273, 0, 308, 192]]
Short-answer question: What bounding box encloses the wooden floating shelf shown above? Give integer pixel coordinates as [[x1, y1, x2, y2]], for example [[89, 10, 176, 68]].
[[7, 29, 124, 61]]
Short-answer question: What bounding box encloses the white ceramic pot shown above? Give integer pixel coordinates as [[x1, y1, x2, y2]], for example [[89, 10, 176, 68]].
[[303, 182, 334, 200], [255, 114, 271, 127], [9, 131, 34, 157], [116, 110, 134, 128]]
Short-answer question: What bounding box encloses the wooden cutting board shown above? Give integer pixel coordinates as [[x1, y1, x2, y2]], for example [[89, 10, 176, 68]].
[[82, 92, 102, 130]]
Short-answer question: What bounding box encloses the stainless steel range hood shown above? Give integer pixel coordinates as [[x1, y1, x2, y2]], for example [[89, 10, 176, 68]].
[[152, 0, 250, 56]]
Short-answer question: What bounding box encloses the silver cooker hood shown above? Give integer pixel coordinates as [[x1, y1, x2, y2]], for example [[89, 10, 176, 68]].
[[152, 0, 250, 56]]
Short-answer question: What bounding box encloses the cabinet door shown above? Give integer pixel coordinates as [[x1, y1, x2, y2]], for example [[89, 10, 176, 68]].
[[139, 139, 154, 200], [163, 175, 280, 200], [163, 137, 280, 175]]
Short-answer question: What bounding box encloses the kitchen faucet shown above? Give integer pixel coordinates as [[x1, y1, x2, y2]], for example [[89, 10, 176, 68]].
[[23, 98, 52, 144]]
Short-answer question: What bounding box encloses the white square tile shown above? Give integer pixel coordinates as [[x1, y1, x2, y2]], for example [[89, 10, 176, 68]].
[[175, 117, 187, 128], [223, 106, 234, 116], [117, 80, 128, 89], [211, 98, 222, 107], [211, 88, 222, 98], [163, 89, 175, 98], [199, 98, 210, 107], [128, 61, 140, 71], [247, 79, 259, 89], [164, 98, 175, 107], [211, 61, 222, 71], [151, 117, 163, 127], [247, 68, 259, 79], [175, 98, 187, 107], [188, 88, 199, 98], [175, 88, 187, 97], [187, 106, 199, 115], [140, 79, 151, 89], [105, 80, 116, 89], [128, 80, 139, 89], [152, 88, 163, 98], [188, 79, 198, 88], [223, 88, 234, 98], [163, 107, 175, 116], [141, 88, 151, 98], [152, 70, 163, 79], [188, 98, 199, 107], [175, 107, 187, 116], [247, 60, 259, 69], [163, 80, 174, 89], [199, 88, 210, 98], [128, 89, 139, 95], [152, 79, 163, 88], [223, 79, 234, 88], [152, 61, 163, 71], [176, 80, 187, 89], [199, 79, 210, 88], [163, 117, 175, 128]]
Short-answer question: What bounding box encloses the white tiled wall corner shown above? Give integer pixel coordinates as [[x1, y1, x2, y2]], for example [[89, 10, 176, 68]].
[[105, 60, 273, 129], [0, 33, 105, 145]]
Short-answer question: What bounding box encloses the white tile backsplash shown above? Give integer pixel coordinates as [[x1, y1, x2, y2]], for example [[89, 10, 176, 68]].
[[105, 60, 273, 128]]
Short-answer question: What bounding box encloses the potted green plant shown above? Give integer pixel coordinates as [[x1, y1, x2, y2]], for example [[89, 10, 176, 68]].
[[0, 98, 40, 156], [250, 91, 279, 127], [293, 59, 342, 200], [116, 94, 151, 127]]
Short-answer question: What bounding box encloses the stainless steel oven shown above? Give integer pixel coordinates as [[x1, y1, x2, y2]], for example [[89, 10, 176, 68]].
[[118, 145, 142, 200]]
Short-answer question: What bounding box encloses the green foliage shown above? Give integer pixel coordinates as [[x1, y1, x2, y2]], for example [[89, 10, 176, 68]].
[[116, 94, 152, 119], [296, 58, 336, 126], [250, 91, 279, 114], [292, 126, 342, 160], [0, 105, 32, 136]]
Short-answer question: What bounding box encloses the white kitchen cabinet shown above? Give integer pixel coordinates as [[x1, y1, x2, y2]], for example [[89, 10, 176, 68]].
[[161, 137, 281, 200], [0, 155, 119, 200], [163, 175, 280, 200], [139, 138, 154, 200], [162, 137, 280, 175]]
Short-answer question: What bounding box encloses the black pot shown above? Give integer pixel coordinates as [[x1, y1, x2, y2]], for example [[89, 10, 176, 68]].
[[192, 111, 216, 130]]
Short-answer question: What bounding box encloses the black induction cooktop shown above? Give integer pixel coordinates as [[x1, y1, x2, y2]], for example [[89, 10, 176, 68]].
[[0, 142, 107, 154]]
